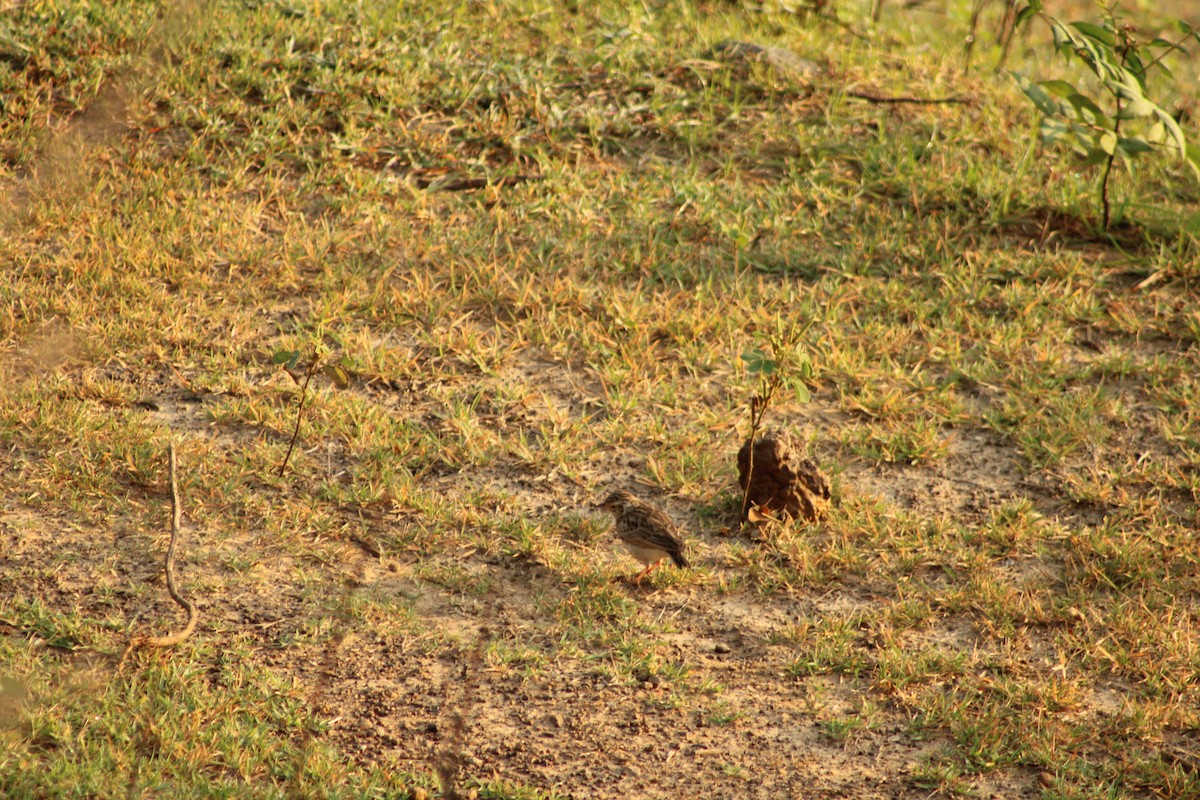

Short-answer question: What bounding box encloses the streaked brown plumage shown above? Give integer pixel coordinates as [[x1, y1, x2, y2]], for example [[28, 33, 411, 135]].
[[598, 490, 690, 583]]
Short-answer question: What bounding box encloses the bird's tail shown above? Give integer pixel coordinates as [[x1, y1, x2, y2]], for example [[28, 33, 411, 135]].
[[671, 551, 690, 569]]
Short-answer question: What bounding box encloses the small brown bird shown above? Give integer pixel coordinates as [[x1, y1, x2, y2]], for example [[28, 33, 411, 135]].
[[598, 489, 690, 584]]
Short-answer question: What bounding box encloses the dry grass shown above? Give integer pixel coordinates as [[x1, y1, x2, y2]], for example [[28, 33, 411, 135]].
[[2, 1, 1199, 798]]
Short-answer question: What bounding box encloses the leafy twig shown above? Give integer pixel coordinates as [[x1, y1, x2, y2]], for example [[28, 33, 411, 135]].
[[276, 350, 321, 478], [1011, 1, 1200, 228], [739, 347, 812, 524], [1100, 23, 1136, 230], [740, 366, 781, 524]]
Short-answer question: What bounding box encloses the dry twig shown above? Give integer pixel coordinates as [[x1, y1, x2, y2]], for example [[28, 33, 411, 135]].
[[847, 90, 970, 105], [278, 353, 320, 478], [121, 443, 197, 663], [739, 373, 782, 524]]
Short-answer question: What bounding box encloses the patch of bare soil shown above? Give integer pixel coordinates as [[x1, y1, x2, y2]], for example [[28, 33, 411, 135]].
[[309, 556, 950, 800], [0, 483, 972, 799]]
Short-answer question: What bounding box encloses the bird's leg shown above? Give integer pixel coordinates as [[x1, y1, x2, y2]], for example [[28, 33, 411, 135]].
[[632, 560, 661, 586]]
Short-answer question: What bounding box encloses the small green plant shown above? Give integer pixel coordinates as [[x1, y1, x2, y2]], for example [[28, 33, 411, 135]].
[[271, 348, 350, 477], [1012, 1, 1200, 228], [739, 345, 813, 523]]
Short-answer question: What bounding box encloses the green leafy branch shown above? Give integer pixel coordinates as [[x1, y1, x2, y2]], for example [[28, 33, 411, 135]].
[[739, 345, 813, 523], [1012, 1, 1200, 228]]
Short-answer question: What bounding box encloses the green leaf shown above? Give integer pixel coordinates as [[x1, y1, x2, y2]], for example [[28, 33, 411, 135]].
[[1116, 137, 1153, 155], [1186, 143, 1200, 178], [1098, 131, 1117, 155], [1123, 50, 1146, 85], [1064, 92, 1107, 125], [1150, 108, 1189, 161], [1152, 60, 1175, 81], [742, 348, 776, 375], [1039, 79, 1078, 98], [1038, 116, 1073, 143], [1013, 72, 1060, 116], [1108, 70, 1156, 117], [1079, 147, 1109, 166], [1015, 3, 1040, 26], [793, 382, 811, 404], [1049, 19, 1075, 48], [1115, 99, 1158, 119], [1053, 21, 1115, 76], [271, 350, 299, 365], [1147, 37, 1181, 52], [1146, 120, 1166, 144], [1071, 21, 1115, 47], [323, 364, 351, 389]]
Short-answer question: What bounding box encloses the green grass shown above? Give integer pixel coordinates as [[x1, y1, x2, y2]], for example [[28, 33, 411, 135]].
[[3, 0, 1200, 797]]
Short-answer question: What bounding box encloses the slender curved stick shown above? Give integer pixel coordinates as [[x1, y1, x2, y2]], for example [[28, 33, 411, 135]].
[[121, 443, 197, 663]]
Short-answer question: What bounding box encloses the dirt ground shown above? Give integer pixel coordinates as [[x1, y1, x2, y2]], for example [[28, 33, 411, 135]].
[[4, 1, 1197, 795], [0, 383, 1062, 798]]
